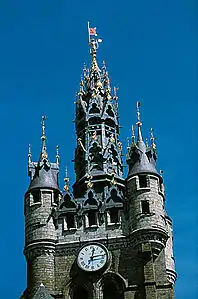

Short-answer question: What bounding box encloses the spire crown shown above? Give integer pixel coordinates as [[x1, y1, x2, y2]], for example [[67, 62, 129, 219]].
[[40, 116, 48, 160]]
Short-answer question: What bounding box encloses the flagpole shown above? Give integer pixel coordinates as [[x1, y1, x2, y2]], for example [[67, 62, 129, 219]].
[[87, 21, 90, 44]]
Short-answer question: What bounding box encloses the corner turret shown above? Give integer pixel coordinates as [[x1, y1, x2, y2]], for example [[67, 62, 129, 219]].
[[24, 116, 61, 298]]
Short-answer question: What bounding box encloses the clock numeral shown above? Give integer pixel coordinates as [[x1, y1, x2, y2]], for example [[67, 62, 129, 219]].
[[91, 266, 94, 269], [100, 260, 103, 264], [85, 265, 89, 269]]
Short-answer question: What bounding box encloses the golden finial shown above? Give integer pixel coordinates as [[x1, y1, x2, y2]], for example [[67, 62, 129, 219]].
[[41, 116, 46, 141], [131, 125, 135, 147], [92, 131, 98, 140], [63, 166, 70, 191], [118, 141, 122, 152], [41, 116, 48, 159], [110, 172, 117, 186], [87, 174, 93, 189], [28, 144, 32, 164], [150, 128, 156, 149], [113, 87, 119, 100], [56, 145, 60, 165], [136, 102, 142, 126], [89, 39, 99, 71], [127, 137, 130, 150], [110, 134, 115, 143]]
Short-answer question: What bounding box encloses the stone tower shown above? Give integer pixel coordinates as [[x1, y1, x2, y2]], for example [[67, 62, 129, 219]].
[[22, 33, 177, 299]]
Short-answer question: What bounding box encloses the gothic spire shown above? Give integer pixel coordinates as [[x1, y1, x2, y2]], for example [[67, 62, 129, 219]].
[[127, 103, 159, 178], [73, 26, 124, 197], [40, 116, 48, 162], [27, 116, 60, 193]]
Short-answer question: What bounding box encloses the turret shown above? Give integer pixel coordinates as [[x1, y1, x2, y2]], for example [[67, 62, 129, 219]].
[[126, 103, 168, 257], [24, 116, 61, 298]]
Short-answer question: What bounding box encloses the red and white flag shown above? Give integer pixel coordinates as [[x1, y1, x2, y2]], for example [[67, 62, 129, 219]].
[[89, 27, 97, 36]]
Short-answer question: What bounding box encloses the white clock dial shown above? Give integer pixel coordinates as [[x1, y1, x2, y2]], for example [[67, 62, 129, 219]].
[[77, 243, 108, 272]]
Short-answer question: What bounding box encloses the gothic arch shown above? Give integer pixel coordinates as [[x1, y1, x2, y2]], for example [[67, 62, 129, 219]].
[[99, 272, 126, 299], [68, 277, 93, 299]]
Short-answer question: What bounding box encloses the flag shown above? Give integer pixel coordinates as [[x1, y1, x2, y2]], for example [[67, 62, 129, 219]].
[[89, 27, 97, 36]]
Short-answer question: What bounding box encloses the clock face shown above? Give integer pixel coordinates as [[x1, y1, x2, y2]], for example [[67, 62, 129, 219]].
[[77, 243, 108, 272]]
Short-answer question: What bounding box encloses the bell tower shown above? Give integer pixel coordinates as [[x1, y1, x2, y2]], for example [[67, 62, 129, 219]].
[[21, 27, 177, 299]]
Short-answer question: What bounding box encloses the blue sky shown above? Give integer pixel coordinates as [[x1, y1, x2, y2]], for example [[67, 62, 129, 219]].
[[0, 0, 197, 298]]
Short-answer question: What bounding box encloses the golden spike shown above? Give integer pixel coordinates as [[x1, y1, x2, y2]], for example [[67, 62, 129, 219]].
[[110, 172, 117, 186], [83, 63, 87, 78], [28, 144, 32, 164], [113, 87, 119, 100], [89, 39, 99, 71], [150, 128, 156, 149], [63, 166, 70, 191], [41, 116, 48, 159], [136, 102, 142, 126], [56, 145, 60, 165], [145, 138, 149, 147], [80, 76, 84, 92], [131, 125, 135, 147], [87, 174, 93, 189], [41, 116, 46, 141], [127, 137, 130, 150]]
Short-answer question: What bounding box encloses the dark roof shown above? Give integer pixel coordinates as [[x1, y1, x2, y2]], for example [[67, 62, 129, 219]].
[[128, 150, 158, 177], [32, 284, 54, 299], [28, 162, 60, 192], [127, 126, 159, 178]]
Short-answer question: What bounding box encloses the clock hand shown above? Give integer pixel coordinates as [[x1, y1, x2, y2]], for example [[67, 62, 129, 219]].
[[91, 257, 103, 261], [92, 254, 105, 258]]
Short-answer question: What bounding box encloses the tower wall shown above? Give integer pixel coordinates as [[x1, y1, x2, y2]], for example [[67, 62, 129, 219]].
[[165, 216, 177, 284], [24, 189, 57, 297], [126, 174, 166, 233]]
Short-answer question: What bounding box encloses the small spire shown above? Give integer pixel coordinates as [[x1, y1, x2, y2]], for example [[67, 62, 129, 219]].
[[80, 76, 84, 93], [102, 60, 111, 95], [28, 144, 32, 164], [131, 125, 136, 147], [89, 39, 100, 71], [150, 128, 156, 149], [136, 102, 143, 141], [63, 166, 70, 191], [41, 116, 48, 160], [83, 63, 87, 78], [127, 137, 130, 150], [56, 145, 60, 165], [113, 87, 118, 100], [145, 138, 149, 148]]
